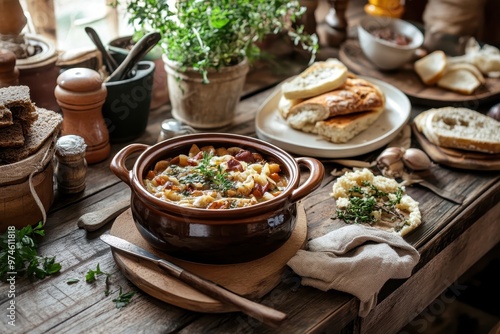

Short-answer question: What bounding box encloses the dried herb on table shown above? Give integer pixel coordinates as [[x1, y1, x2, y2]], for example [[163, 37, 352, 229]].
[[112, 286, 136, 309], [0, 222, 61, 281]]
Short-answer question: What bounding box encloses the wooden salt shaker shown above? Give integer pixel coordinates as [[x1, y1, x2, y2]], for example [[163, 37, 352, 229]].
[[55, 67, 110, 164], [0, 49, 20, 88], [55, 135, 87, 194]]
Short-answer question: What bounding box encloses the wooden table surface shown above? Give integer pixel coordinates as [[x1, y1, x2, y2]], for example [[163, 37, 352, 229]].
[[1, 48, 499, 334]]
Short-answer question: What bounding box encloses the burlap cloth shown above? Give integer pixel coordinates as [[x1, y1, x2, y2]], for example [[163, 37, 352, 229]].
[[287, 224, 420, 317]]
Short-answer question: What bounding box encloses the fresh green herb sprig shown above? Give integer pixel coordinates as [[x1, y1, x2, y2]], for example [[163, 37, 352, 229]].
[[0, 222, 61, 281], [113, 287, 136, 309], [333, 181, 406, 226], [179, 152, 234, 194]]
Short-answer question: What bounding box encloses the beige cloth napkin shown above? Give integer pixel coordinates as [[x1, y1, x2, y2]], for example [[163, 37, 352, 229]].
[[287, 224, 420, 317]]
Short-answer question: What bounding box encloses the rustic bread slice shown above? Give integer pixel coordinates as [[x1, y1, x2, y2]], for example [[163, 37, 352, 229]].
[[437, 68, 482, 95], [281, 58, 348, 100], [445, 63, 485, 84], [0, 107, 62, 163], [0, 121, 25, 148], [286, 76, 385, 131], [278, 95, 303, 120], [315, 107, 385, 143], [414, 107, 500, 154], [414, 50, 447, 85], [0, 105, 13, 128], [0, 85, 37, 135]]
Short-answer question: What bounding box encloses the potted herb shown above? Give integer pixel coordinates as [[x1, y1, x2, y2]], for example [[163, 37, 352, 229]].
[[111, 0, 318, 128]]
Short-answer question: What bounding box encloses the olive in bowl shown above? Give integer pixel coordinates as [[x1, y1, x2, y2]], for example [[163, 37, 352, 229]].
[[110, 133, 324, 264], [358, 16, 424, 70]]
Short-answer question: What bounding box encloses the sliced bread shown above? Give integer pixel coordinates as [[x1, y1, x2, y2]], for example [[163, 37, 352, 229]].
[[277, 95, 302, 120], [414, 50, 447, 85], [285, 76, 385, 131], [0, 121, 24, 148], [437, 68, 482, 95], [414, 107, 500, 154], [0, 105, 13, 128], [0, 107, 63, 163], [281, 58, 348, 100], [0, 85, 37, 135], [315, 107, 385, 143]]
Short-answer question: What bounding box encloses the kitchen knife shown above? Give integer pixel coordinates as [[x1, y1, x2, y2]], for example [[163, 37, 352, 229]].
[[99, 234, 287, 327]]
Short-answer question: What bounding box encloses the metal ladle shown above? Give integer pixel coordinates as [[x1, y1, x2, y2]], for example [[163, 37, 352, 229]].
[[157, 118, 197, 142], [106, 31, 161, 82]]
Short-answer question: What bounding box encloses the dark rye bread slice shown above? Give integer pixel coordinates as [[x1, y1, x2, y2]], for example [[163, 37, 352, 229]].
[[0, 85, 37, 135], [0, 107, 62, 164], [0, 121, 25, 148], [0, 105, 13, 128]]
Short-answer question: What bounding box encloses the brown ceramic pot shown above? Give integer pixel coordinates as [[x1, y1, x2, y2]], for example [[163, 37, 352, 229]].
[[110, 133, 324, 264]]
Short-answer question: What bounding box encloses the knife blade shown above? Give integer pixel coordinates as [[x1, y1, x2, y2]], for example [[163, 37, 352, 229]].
[[100, 234, 287, 327]]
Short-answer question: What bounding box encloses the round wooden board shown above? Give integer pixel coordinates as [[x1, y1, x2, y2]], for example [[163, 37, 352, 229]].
[[109, 202, 308, 313], [339, 39, 500, 107], [411, 123, 500, 170]]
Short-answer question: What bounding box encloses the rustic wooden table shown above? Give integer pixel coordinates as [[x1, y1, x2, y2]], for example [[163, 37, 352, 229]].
[[1, 48, 499, 334]]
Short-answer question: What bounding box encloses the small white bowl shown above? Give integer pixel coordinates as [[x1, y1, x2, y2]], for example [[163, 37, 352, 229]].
[[358, 16, 423, 70]]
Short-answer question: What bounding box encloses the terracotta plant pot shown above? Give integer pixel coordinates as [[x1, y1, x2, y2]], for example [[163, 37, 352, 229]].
[[110, 133, 324, 264], [164, 57, 249, 129]]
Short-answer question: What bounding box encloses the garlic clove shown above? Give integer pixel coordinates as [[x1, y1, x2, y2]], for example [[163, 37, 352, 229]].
[[376, 147, 404, 168], [402, 148, 433, 171]]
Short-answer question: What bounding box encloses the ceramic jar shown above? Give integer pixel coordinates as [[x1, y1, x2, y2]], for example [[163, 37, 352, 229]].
[[55, 67, 110, 164]]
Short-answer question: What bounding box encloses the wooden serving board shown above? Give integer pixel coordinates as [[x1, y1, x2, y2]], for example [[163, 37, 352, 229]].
[[109, 203, 308, 313], [411, 123, 500, 170], [339, 39, 500, 107]]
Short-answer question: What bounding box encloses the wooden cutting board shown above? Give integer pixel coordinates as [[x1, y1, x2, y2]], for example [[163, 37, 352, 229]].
[[109, 202, 308, 313], [411, 123, 500, 170]]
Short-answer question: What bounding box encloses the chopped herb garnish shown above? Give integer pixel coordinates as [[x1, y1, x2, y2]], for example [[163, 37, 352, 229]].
[[112, 286, 136, 309], [333, 182, 406, 226], [67, 278, 80, 284]]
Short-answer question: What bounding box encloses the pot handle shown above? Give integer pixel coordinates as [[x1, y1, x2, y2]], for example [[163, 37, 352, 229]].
[[290, 157, 325, 203], [110, 143, 149, 186]]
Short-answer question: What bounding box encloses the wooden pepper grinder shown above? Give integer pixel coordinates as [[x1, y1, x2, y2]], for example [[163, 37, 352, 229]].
[[0, 49, 19, 88], [55, 67, 110, 164]]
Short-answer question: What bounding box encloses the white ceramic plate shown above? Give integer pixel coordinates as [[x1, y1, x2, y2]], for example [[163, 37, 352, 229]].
[[255, 76, 411, 158]]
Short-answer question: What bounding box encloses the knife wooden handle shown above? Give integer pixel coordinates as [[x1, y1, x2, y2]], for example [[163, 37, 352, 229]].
[[157, 262, 287, 327], [78, 199, 130, 231]]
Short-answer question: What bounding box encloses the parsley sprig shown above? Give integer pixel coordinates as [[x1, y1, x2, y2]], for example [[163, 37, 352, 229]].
[[0, 222, 61, 281], [179, 152, 234, 194]]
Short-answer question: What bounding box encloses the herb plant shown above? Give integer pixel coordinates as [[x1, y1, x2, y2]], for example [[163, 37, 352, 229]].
[[112, 0, 319, 83]]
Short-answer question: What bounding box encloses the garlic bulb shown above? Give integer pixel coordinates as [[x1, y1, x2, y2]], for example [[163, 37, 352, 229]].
[[377, 147, 404, 168], [402, 148, 433, 170], [376, 147, 405, 177]]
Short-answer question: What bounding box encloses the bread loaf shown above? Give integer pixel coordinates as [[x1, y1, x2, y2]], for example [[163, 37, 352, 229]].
[[414, 107, 500, 154], [414, 50, 447, 85], [286, 76, 385, 131], [281, 58, 348, 100], [278, 95, 302, 120], [315, 107, 385, 143]]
